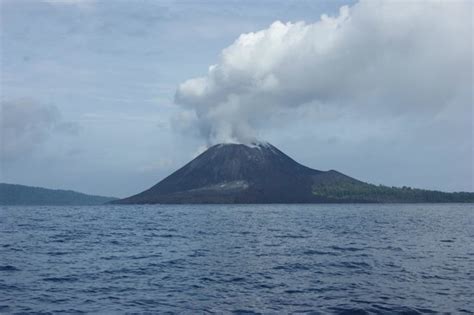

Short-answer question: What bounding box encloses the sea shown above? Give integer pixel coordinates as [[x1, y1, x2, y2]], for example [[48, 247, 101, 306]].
[[1, 204, 473, 314]]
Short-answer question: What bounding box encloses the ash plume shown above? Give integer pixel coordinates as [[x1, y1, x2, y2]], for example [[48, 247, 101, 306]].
[[174, 0, 472, 145]]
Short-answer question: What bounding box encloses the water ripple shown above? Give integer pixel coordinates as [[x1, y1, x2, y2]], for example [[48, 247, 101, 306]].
[[1, 203, 473, 313]]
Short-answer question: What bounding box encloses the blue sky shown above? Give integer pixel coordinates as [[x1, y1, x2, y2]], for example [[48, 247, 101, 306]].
[[1, 0, 472, 197]]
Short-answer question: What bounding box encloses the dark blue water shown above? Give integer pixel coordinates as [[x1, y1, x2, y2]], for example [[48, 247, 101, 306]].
[[1, 204, 473, 314]]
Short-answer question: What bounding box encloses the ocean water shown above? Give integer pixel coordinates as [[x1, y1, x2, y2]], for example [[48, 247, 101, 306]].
[[1, 204, 473, 314]]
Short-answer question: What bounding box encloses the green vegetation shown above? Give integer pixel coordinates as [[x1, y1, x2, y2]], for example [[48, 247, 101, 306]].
[[312, 181, 474, 203]]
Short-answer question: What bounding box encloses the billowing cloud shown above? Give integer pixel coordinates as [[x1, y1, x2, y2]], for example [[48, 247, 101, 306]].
[[0, 99, 80, 162], [175, 0, 472, 145]]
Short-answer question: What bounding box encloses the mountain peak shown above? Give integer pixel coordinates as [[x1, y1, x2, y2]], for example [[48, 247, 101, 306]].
[[213, 140, 274, 150], [113, 143, 474, 204], [116, 142, 329, 204]]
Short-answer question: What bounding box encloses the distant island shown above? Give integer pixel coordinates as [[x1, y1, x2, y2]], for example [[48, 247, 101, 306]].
[[114, 142, 474, 204], [0, 183, 117, 205], [3, 143, 472, 205]]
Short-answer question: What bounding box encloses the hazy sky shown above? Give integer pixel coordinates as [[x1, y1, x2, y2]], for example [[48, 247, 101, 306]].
[[1, 0, 472, 197]]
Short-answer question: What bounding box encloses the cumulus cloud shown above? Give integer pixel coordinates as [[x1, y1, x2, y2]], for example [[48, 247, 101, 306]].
[[0, 99, 80, 162], [175, 0, 472, 145]]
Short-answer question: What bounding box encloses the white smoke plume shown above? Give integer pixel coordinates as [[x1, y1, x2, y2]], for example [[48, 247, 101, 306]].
[[175, 0, 472, 145]]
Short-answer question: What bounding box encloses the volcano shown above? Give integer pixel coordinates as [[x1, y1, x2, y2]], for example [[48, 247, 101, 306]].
[[114, 142, 474, 204]]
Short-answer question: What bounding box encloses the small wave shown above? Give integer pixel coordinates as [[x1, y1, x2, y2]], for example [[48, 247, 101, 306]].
[[102, 267, 152, 276], [188, 250, 209, 258], [155, 234, 188, 239], [46, 251, 69, 256], [273, 263, 310, 272], [0, 305, 10, 312], [421, 274, 452, 280], [275, 234, 308, 239], [54, 308, 86, 314], [0, 283, 21, 291], [232, 309, 261, 314], [370, 304, 432, 314], [284, 289, 305, 294], [43, 276, 79, 283], [0, 265, 20, 271], [164, 258, 186, 266], [253, 283, 281, 289], [130, 253, 162, 260], [415, 307, 437, 313], [263, 243, 282, 247], [226, 277, 246, 283], [129, 299, 176, 308], [303, 249, 338, 256], [331, 261, 371, 269], [329, 245, 364, 252], [329, 306, 370, 315], [458, 308, 474, 313]]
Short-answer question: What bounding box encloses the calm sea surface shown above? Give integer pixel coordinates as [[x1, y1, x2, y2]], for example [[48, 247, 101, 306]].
[[1, 204, 473, 314]]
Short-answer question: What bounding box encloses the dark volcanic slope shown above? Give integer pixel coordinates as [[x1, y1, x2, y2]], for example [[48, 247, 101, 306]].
[[117, 142, 365, 204], [0, 183, 117, 205], [116, 142, 474, 204]]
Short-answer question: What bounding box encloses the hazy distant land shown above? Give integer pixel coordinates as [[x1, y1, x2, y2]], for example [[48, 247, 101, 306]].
[[0, 183, 117, 206], [3, 143, 473, 206]]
